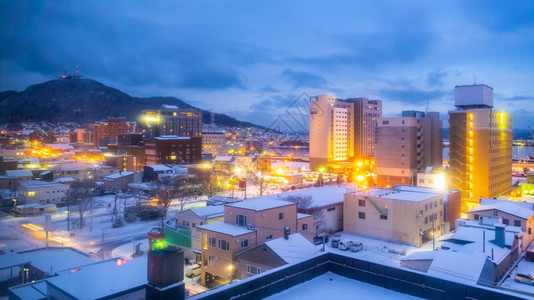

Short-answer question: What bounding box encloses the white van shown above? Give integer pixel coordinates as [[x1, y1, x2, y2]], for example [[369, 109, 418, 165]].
[[349, 242, 363, 252], [186, 264, 201, 277], [338, 239, 353, 251]]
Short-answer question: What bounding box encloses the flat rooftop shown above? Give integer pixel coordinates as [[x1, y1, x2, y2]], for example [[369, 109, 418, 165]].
[[226, 198, 294, 211], [197, 222, 253, 237]]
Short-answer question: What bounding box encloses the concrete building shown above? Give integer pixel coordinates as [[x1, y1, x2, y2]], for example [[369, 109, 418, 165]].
[[202, 124, 226, 156], [105, 154, 137, 172], [309, 95, 354, 170], [141, 105, 202, 138], [466, 198, 534, 251], [448, 84, 512, 213], [347, 97, 382, 159], [18, 181, 69, 205], [344, 188, 444, 247], [92, 118, 136, 148], [196, 197, 313, 285], [103, 171, 138, 191], [144, 136, 201, 166], [375, 111, 442, 187], [49, 163, 94, 181]]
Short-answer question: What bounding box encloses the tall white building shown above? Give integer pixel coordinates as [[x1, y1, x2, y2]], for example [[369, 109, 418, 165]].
[[202, 124, 226, 156], [310, 95, 354, 170]]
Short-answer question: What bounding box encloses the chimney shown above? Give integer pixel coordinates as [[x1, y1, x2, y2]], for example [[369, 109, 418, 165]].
[[146, 248, 185, 299], [283, 226, 290, 240]]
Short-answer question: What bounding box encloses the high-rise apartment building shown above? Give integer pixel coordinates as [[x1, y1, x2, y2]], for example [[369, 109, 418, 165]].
[[141, 105, 202, 138], [448, 84, 512, 213], [144, 136, 202, 165], [375, 111, 442, 187], [309, 95, 354, 170], [202, 124, 226, 156], [93, 118, 136, 148], [347, 98, 382, 159]]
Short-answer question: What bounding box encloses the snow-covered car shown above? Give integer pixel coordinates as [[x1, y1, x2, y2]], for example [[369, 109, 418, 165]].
[[515, 273, 534, 285], [186, 264, 201, 277], [338, 239, 353, 251], [349, 242, 363, 252], [313, 235, 329, 245], [330, 238, 340, 248]]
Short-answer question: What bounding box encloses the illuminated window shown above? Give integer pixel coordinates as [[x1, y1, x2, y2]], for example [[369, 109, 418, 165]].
[[28, 192, 35, 197], [468, 139, 473, 146], [468, 183, 473, 190], [469, 174, 473, 181], [468, 122, 473, 128], [468, 165, 473, 172], [468, 130, 473, 138], [468, 148, 473, 155], [468, 156, 473, 163], [170, 155, 176, 160], [468, 113, 473, 120], [173, 112, 177, 116], [469, 192, 473, 198]]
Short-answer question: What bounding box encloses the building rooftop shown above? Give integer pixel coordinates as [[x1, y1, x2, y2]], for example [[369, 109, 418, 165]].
[[19, 181, 68, 189], [189, 205, 225, 219], [380, 191, 440, 202], [265, 233, 318, 264], [5, 169, 33, 178], [197, 221, 254, 237], [0, 248, 94, 275], [468, 200, 534, 220], [152, 135, 191, 140], [103, 171, 136, 180], [226, 198, 294, 211], [270, 186, 347, 208]]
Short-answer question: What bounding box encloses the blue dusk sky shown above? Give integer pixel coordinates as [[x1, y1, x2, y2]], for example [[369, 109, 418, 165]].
[[1, 1, 533, 130]]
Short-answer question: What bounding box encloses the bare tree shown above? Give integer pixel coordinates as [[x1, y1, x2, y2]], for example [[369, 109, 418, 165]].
[[198, 172, 223, 198], [283, 194, 326, 234], [66, 181, 101, 231], [251, 175, 275, 196]]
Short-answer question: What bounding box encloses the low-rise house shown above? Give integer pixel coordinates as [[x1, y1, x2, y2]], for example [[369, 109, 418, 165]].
[[213, 156, 235, 173], [344, 188, 445, 247], [143, 164, 173, 182], [235, 233, 318, 280], [196, 197, 314, 285], [18, 181, 69, 205], [5, 170, 34, 187], [466, 198, 534, 251], [49, 163, 94, 181], [103, 171, 138, 191], [12, 203, 56, 216], [94, 166, 120, 181]]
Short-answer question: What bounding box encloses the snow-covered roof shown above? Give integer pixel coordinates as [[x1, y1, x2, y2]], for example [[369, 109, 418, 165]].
[[19, 181, 68, 189], [380, 191, 440, 202], [16, 203, 55, 209], [0, 248, 94, 274], [48, 258, 146, 299], [57, 163, 93, 171], [427, 251, 487, 285], [8, 280, 47, 300], [273, 186, 347, 208], [227, 198, 294, 211], [54, 177, 76, 183], [214, 155, 235, 162], [103, 171, 135, 180], [45, 144, 75, 151], [153, 135, 190, 140], [147, 164, 173, 172], [189, 206, 225, 219], [394, 185, 459, 194], [197, 222, 253, 236], [468, 200, 534, 220], [402, 250, 437, 261], [5, 169, 33, 178], [265, 233, 318, 264], [297, 213, 311, 219]]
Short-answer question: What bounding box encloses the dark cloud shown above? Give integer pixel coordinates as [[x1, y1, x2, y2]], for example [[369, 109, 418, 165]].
[[427, 70, 447, 88], [282, 69, 328, 89]]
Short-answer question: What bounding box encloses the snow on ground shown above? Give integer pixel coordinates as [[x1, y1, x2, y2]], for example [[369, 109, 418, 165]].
[[112, 238, 148, 259], [265, 271, 422, 300], [499, 258, 534, 295]]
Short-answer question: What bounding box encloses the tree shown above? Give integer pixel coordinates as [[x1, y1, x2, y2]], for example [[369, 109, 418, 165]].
[[283, 194, 325, 234], [66, 181, 101, 231], [198, 172, 224, 198], [251, 174, 275, 196]]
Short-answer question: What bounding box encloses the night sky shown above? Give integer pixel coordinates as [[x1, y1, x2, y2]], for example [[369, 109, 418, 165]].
[[1, 1, 533, 129]]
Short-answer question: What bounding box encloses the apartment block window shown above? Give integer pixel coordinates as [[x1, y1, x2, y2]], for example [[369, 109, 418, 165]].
[[241, 239, 249, 248], [302, 224, 308, 230], [380, 215, 388, 220], [327, 207, 336, 212], [208, 237, 216, 247], [359, 212, 366, 219], [247, 265, 262, 275], [425, 204, 428, 211], [514, 220, 521, 227], [358, 199, 365, 207], [236, 214, 247, 226], [429, 202, 433, 209], [493, 210, 498, 216], [266, 235, 273, 241], [529, 228, 532, 235], [279, 212, 284, 220], [474, 214, 479, 220], [218, 239, 230, 251], [503, 219, 509, 225], [419, 210, 423, 216]]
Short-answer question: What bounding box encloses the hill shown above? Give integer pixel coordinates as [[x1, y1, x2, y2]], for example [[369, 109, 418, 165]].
[[0, 77, 259, 128]]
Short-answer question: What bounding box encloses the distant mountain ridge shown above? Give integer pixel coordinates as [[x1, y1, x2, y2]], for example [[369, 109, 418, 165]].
[[0, 77, 259, 128]]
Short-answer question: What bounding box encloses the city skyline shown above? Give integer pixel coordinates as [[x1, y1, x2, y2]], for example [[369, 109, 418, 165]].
[[1, 1, 533, 129]]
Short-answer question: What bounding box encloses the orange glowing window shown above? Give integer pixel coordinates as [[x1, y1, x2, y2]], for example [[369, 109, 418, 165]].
[[467, 113, 474, 120], [468, 156, 473, 163], [468, 165, 473, 172], [468, 148, 473, 154], [468, 183, 473, 190], [469, 192, 473, 198], [468, 174, 473, 180], [468, 139, 473, 146], [468, 122, 474, 128], [468, 130, 473, 138], [28, 192, 35, 197]]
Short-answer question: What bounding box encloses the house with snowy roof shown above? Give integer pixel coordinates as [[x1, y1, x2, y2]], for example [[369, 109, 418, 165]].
[[103, 171, 137, 191], [18, 181, 69, 205], [466, 198, 534, 250], [234, 233, 318, 280], [196, 197, 313, 285], [213, 155, 236, 173]]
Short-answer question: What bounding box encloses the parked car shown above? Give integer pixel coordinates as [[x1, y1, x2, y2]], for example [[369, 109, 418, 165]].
[[186, 264, 201, 277], [330, 238, 340, 248], [338, 239, 353, 251], [515, 273, 534, 285], [313, 235, 329, 245], [349, 242, 363, 252]]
